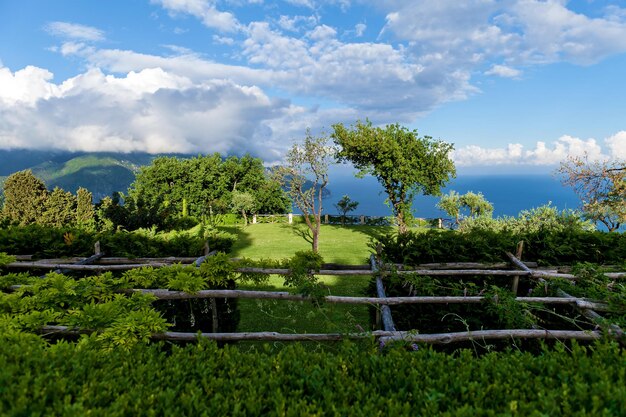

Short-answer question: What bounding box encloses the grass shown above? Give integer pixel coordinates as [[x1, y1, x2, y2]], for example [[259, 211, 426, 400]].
[[218, 223, 397, 334]]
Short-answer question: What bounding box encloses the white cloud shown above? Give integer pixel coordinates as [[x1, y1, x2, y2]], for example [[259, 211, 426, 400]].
[[453, 134, 611, 166], [0, 65, 300, 158], [0, 65, 60, 105], [284, 0, 315, 9], [485, 64, 521, 78], [151, 0, 241, 32], [605, 131, 626, 160], [376, 0, 626, 67], [45, 21, 105, 42], [355, 23, 366, 37]]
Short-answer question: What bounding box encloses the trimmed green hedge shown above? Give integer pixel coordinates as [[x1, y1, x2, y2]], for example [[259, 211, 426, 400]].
[[0, 335, 624, 416], [0, 224, 235, 257], [378, 229, 626, 265]]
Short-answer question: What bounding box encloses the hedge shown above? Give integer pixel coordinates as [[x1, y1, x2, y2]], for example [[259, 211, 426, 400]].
[[0, 334, 624, 416]]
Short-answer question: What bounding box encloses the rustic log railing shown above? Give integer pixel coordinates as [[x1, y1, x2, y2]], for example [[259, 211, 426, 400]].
[[3, 250, 625, 345]]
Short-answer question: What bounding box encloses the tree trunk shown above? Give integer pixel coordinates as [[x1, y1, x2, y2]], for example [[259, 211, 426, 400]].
[[241, 209, 248, 226], [312, 228, 319, 253], [396, 210, 408, 234]]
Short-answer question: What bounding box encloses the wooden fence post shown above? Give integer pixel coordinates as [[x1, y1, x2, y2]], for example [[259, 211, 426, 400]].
[[511, 241, 523, 294], [288, 213, 293, 224], [252, 214, 257, 224]]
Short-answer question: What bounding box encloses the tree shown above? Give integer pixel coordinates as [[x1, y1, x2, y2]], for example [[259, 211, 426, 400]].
[[437, 190, 462, 225], [231, 191, 257, 226], [40, 187, 77, 227], [332, 120, 456, 233], [557, 155, 626, 232], [2, 170, 48, 225], [76, 187, 96, 230], [127, 153, 287, 229], [255, 178, 291, 214], [276, 131, 333, 253], [334, 195, 359, 225], [437, 191, 493, 227]]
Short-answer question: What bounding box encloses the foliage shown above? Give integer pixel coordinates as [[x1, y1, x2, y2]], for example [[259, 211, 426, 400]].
[[334, 194, 359, 225], [274, 130, 334, 252], [332, 120, 456, 233], [123, 154, 287, 230], [377, 228, 626, 266], [230, 190, 257, 226], [0, 224, 235, 258], [1, 170, 48, 225], [458, 203, 594, 234], [75, 187, 96, 230], [40, 187, 77, 227], [437, 190, 493, 225], [557, 154, 626, 231], [0, 336, 624, 415]]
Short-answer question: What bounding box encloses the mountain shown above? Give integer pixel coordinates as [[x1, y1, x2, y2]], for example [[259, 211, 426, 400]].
[[0, 149, 333, 203], [0, 150, 161, 201]]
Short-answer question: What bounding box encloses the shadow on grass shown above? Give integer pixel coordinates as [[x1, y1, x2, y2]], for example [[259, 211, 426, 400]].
[[236, 273, 377, 335]]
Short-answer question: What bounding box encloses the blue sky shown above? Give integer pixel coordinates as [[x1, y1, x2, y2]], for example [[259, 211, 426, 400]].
[[1, 0, 625, 172]]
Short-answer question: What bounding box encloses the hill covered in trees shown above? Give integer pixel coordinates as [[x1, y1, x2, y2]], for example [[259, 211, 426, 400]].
[[0, 151, 162, 201]]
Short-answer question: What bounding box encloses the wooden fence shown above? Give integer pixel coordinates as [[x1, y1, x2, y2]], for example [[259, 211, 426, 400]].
[[4, 245, 624, 345]]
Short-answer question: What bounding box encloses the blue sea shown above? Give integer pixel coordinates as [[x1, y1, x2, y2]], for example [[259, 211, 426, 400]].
[[321, 173, 580, 219]]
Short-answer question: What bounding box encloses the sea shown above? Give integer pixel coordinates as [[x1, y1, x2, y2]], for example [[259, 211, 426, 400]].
[[320, 173, 580, 220]]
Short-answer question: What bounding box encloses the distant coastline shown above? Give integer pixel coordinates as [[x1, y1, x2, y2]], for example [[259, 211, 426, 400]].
[[320, 173, 580, 219]]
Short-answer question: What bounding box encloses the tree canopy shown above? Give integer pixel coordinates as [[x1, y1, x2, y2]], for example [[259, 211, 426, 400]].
[[2, 170, 48, 226], [332, 120, 455, 233], [275, 131, 333, 252], [126, 153, 289, 229], [557, 155, 626, 232]]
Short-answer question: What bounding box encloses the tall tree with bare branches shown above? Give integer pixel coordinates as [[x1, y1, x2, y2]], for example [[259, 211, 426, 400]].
[[276, 131, 333, 253], [557, 154, 626, 232]]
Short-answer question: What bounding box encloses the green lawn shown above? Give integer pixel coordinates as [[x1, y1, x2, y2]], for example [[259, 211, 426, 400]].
[[219, 223, 396, 334]]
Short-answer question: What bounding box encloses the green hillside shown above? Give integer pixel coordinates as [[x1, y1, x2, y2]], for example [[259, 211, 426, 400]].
[[0, 152, 158, 201]]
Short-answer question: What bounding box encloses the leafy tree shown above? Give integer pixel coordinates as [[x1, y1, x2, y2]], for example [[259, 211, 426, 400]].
[[437, 190, 462, 225], [40, 187, 77, 227], [1, 170, 48, 225], [334, 195, 359, 225], [438, 191, 493, 227], [76, 187, 96, 230], [231, 191, 257, 226], [255, 178, 291, 214], [332, 120, 455, 233], [557, 155, 626, 232], [127, 153, 286, 230], [276, 131, 333, 253]]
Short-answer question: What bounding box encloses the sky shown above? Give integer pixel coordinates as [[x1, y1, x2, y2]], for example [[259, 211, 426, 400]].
[[1, 0, 626, 173]]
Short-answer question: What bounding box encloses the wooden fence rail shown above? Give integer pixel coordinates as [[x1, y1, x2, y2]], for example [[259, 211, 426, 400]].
[[38, 325, 602, 343], [4, 250, 625, 345]]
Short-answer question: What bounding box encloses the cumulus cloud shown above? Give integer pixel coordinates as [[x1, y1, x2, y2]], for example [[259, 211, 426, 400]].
[[45, 21, 105, 41], [355, 23, 366, 37], [0, 65, 302, 159], [605, 131, 626, 160], [485, 64, 521, 78], [151, 0, 241, 32], [377, 0, 626, 68], [452, 134, 621, 166]]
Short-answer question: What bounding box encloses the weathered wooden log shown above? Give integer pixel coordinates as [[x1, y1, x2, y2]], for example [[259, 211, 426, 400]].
[[7, 285, 610, 311], [371, 254, 396, 332], [38, 325, 602, 343], [507, 252, 625, 340], [235, 267, 373, 275], [379, 329, 602, 344], [401, 261, 538, 270], [9, 262, 170, 271]]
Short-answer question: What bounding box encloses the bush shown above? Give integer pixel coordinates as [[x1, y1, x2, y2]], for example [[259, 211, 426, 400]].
[[0, 225, 235, 258], [0, 336, 624, 416]]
